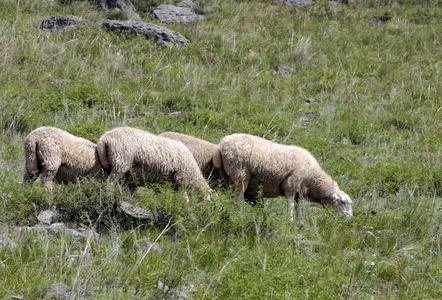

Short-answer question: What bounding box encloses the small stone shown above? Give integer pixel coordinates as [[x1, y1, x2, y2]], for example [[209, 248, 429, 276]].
[[170, 111, 182, 118], [299, 117, 309, 124], [140, 239, 162, 252], [156, 280, 169, 293], [47, 223, 86, 238], [0, 234, 16, 247], [45, 283, 69, 299], [118, 201, 154, 220], [37, 210, 55, 225]]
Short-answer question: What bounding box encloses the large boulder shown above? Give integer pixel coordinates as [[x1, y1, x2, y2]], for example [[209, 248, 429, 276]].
[[91, 0, 141, 20], [274, 0, 316, 7], [39, 15, 87, 31], [153, 3, 204, 24], [102, 20, 190, 46]]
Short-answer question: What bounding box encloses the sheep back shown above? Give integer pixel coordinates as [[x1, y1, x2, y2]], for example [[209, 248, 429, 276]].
[[159, 131, 221, 184], [215, 134, 338, 201], [23, 126, 104, 188], [97, 127, 211, 196]]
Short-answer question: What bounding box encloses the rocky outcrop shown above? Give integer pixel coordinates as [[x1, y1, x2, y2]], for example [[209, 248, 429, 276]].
[[39, 15, 87, 31], [102, 20, 190, 46], [91, 0, 141, 20], [274, 0, 315, 7], [153, 2, 204, 24]]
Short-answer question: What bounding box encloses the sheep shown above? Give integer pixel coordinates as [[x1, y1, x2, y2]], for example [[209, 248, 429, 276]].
[[158, 131, 261, 204], [23, 126, 105, 191], [213, 133, 353, 220], [158, 132, 222, 186], [96, 126, 212, 200]]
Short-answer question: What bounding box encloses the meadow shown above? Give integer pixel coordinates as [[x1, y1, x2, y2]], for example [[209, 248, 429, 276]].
[[0, 0, 441, 298]]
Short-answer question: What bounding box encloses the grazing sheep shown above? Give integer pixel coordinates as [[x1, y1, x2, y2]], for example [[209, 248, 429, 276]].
[[23, 126, 105, 190], [213, 134, 353, 219], [159, 131, 260, 204], [158, 132, 222, 186], [96, 127, 212, 199]]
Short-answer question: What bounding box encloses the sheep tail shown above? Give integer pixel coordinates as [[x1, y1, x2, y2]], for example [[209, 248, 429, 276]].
[[23, 137, 40, 184], [212, 147, 223, 170], [212, 146, 229, 186], [96, 141, 111, 173]]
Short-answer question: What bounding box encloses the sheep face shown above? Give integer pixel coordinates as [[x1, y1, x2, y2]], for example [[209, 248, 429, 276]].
[[331, 191, 353, 217]]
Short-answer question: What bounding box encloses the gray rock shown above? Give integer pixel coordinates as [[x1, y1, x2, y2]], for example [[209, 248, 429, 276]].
[[114, 0, 141, 20], [47, 223, 85, 238], [92, 0, 141, 20], [174, 284, 196, 299], [177, 0, 199, 8], [274, 0, 315, 7], [45, 283, 69, 299], [272, 65, 296, 77], [299, 117, 310, 124], [118, 201, 154, 220], [140, 239, 162, 252], [156, 280, 169, 293], [37, 210, 55, 225], [40, 15, 87, 31], [102, 20, 190, 46], [155, 280, 196, 299], [169, 111, 182, 118], [13, 223, 98, 239], [153, 4, 204, 24], [0, 234, 16, 247]]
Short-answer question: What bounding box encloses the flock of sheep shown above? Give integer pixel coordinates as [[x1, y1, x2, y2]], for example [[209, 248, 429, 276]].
[[23, 126, 353, 220]]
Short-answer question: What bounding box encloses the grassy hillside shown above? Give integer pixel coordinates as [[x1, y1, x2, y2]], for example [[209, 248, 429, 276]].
[[0, 0, 441, 298]]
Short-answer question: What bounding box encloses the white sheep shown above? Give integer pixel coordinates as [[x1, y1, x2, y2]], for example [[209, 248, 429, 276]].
[[23, 126, 105, 190], [213, 133, 353, 219], [158, 132, 260, 204], [158, 131, 222, 187], [96, 127, 212, 199]]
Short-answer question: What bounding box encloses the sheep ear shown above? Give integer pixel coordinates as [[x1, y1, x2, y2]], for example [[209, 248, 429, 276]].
[[331, 193, 340, 204], [332, 191, 352, 204]]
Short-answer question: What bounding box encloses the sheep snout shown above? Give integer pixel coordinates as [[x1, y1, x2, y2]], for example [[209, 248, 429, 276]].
[[332, 191, 353, 217]]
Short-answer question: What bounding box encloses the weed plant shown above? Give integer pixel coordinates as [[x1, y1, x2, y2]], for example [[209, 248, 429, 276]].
[[0, 0, 441, 298]]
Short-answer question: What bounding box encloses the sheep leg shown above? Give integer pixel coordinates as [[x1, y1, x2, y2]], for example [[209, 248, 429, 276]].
[[40, 168, 58, 191], [286, 195, 295, 222], [106, 172, 126, 185], [40, 157, 60, 191], [286, 193, 300, 222], [233, 179, 249, 202], [23, 170, 39, 185]]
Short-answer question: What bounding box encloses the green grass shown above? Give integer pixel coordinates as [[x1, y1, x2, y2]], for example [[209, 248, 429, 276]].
[[0, 0, 441, 298]]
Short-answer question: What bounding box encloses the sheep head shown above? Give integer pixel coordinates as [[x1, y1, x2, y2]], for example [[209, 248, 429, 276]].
[[331, 190, 353, 217], [301, 173, 353, 217]]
